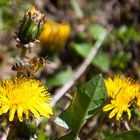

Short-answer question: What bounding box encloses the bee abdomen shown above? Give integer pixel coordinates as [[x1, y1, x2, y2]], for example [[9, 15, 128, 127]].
[[12, 62, 21, 71]]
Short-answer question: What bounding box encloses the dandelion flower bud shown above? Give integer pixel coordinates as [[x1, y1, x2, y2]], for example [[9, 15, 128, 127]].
[[16, 6, 44, 45]]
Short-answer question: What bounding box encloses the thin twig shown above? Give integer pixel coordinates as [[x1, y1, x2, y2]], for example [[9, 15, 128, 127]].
[[124, 120, 131, 131], [50, 33, 106, 107]]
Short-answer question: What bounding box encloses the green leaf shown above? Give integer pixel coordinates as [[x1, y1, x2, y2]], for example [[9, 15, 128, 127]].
[[92, 52, 110, 72], [16, 120, 36, 139], [56, 75, 107, 136], [72, 43, 91, 58], [0, 0, 11, 6], [0, 10, 3, 30], [116, 25, 140, 43], [70, 0, 83, 18], [89, 24, 106, 40], [37, 118, 49, 140], [59, 132, 80, 140], [111, 51, 131, 69], [46, 71, 73, 88], [105, 130, 140, 140], [55, 117, 69, 129], [72, 43, 110, 72], [37, 132, 47, 140]]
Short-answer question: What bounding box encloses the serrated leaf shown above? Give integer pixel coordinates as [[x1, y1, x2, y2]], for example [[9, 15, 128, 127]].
[[72, 43, 110, 72], [56, 75, 107, 137], [55, 117, 69, 129], [92, 52, 110, 72], [89, 24, 106, 40], [72, 43, 91, 58], [105, 130, 140, 140], [70, 0, 83, 18], [46, 71, 73, 88], [111, 51, 131, 69], [59, 132, 80, 140]]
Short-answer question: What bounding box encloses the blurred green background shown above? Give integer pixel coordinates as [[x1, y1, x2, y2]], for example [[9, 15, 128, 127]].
[[1, 0, 140, 139]]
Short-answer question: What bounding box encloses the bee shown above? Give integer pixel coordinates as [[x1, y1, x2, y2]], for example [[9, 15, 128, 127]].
[[12, 56, 48, 78]]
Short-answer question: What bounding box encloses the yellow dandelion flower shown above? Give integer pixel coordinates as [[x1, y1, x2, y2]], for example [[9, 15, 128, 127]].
[[0, 77, 53, 122], [137, 95, 140, 106], [39, 21, 71, 51], [103, 75, 140, 120]]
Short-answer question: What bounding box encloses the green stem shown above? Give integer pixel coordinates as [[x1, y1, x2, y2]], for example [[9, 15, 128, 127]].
[[20, 47, 27, 58]]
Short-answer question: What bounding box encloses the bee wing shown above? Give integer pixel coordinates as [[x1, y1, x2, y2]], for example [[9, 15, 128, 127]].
[[46, 60, 51, 64], [19, 58, 31, 69], [44, 55, 51, 64]]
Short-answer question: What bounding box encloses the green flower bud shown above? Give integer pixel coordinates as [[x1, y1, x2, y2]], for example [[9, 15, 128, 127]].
[[16, 6, 44, 45]]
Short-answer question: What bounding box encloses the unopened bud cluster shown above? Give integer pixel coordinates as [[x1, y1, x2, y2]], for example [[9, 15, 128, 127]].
[[16, 6, 44, 48]]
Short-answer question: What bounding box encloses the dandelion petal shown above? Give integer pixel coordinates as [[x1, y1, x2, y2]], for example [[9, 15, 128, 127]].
[[17, 105, 23, 122], [9, 105, 17, 121]]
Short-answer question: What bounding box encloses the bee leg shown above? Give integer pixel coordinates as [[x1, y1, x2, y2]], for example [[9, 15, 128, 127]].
[[31, 73, 35, 79], [17, 72, 27, 78], [17, 72, 21, 78], [27, 72, 32, 78]]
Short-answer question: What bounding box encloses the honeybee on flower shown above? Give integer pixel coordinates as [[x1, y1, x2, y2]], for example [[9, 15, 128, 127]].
[[12, 56, 48, 78]]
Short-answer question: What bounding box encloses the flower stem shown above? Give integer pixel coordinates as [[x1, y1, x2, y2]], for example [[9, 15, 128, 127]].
[[20, 47, 27, 58]]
